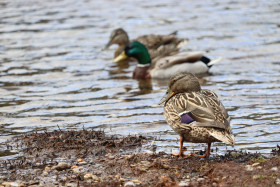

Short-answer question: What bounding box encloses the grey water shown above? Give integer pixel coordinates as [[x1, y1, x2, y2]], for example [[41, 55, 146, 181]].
[[0, 0, 279, 158]]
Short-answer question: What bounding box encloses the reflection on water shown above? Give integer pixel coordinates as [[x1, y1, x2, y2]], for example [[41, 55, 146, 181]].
[[0, 0, 280, 158]]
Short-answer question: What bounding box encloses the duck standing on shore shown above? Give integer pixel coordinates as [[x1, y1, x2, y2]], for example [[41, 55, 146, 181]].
[[159, 73, 235, 158]]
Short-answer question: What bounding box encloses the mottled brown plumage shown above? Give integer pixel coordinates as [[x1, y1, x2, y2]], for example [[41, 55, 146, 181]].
[[103, 28, 188, 59], [160, 73, 235, 158]]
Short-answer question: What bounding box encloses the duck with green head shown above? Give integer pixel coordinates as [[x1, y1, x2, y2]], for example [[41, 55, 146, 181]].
[[159, 72, 235, 158], [114, 41, 221, 79], [103, 28, 187, 59]]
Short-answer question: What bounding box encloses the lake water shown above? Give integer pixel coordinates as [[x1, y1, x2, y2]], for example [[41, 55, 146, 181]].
[[0, 0, 279, 157]]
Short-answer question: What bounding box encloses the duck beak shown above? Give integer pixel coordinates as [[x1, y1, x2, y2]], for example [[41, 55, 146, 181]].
[[102, 40, 112, 51], [113, 51, 128, 62], [158, 90, 175, 105]]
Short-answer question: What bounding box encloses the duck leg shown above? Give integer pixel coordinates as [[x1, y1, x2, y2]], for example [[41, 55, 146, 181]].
[[172, 136, 186, 157], [185, 143, 211, 158]]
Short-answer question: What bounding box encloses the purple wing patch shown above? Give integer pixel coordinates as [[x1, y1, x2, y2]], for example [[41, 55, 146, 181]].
[[180, 112, 195, 124]]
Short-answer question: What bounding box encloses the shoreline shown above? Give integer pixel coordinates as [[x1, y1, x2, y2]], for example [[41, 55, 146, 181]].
[[0, 129, 279, 186]]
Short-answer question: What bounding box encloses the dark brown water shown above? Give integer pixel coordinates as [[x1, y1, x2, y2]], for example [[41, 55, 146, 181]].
[[0, 0, 279, 157]]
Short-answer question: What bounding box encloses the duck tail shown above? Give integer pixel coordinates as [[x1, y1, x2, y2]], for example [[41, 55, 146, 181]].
[[209, 131, 235, 147], [200, 56, 222, 68], [176, 39, 189, 49]]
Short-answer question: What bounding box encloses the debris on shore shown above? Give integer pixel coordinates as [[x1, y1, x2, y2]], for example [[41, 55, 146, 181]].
[[0, 130, 279, 186]]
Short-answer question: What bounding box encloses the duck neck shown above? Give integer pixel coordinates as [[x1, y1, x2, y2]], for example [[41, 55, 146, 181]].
[[136, 51, 151, 67]]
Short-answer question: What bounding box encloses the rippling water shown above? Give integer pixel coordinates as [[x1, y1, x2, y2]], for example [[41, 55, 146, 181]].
[[0, 0, 279, 157]]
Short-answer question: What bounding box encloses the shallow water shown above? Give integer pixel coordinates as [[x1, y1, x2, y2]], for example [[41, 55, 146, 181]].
[[0, 0, 279, 157]]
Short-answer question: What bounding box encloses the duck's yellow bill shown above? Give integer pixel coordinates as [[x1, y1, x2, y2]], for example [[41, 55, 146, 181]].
[[113, 51, 128, 62], [158, 91, 175, 105]]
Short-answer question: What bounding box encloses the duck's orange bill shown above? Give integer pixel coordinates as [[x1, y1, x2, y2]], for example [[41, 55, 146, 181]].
[[158, 91, 175, 105]]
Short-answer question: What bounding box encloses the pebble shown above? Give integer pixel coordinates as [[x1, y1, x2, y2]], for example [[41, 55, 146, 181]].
[[124, 181, 136, 187], [92, 175, 99, 181], [178, 181, 190, 187], [276, 178, 280, 185], [257, 166, 263, 169], [78, 161, 87, 165], [252, 163, 260, 167], [66, 182, 78, 187], [245, 165, 254, 171], [2, 182, 19, 187], [52, 162, 70, 171], [212, 182, 218, 187], [77, 158, 83, 162], [230, 152, 241, 158], [35, 162, 40, 166], [72, 167, 81, 174], [44, 166, 51, 171], [132, 179, 141, 184], [84, 174, 93, 180], [197, 177, 205, 182], [270, 167, 278, 171]]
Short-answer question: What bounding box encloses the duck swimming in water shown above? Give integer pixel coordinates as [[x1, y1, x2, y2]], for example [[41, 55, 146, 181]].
[[114, 41, 221, 79]]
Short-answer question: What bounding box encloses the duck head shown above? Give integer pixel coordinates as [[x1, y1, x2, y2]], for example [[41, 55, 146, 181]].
[[103, 28, 129, 50], [113, 41, 151, 66], [159, 73, 201, 104]]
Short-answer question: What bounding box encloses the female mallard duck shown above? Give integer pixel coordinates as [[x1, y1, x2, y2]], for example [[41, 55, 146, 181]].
[[159, 73, 235, 158], [113, 41, 221, 79], [103, 28, 188, 59]]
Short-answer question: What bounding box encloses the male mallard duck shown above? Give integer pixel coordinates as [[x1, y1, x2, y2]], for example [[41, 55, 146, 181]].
[[113, 41, 221, 79], [159, 73, 235, 158], [103, 28, 188, 59]]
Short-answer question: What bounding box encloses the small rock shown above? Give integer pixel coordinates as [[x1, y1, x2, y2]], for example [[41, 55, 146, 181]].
[[245, 165, 254, 171], [18, 183, 26, 187], [124, 181, 135, 187], [77, 158, 83, 162], [132, 179, 141, 184], [2, 182, 19, 187], [29, 180, 39, 185], [178, 181, 190, 187], [257, 166, 263, 169], [84, 174, 93, 180], [252, 163, 260, 167], [43, 171, 48, 176], [92, 175, 99, 181], [45, 166, 51, 171], [35, 162, 40, 166], [52, 162, 70, 171], [72, 167, 81, 174], [253, 175, 261, 180], [66, 182, 78, 187], [78, 161, 87, 165], [197, 177, 205, 182], [271, 167, 278, 171], [230, 151, 241, 158], [212, 182, 218, 187], [275, 178, 280, 185]]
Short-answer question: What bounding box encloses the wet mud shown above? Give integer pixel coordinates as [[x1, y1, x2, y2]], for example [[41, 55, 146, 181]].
[[0, 130, 279, 187]]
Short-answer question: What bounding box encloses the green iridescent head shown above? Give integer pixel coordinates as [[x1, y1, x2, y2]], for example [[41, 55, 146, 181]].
[[113, 41, 151, 65]]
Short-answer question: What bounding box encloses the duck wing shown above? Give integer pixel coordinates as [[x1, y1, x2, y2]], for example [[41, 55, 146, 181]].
[[172, 91, 231, 132], [151, 51, 205, 69]]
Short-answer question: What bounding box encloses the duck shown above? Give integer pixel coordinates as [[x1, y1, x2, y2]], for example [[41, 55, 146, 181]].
[[113, 41, 221, 79], [159, 73, 235, 158], [103, 28, 188, 59]]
